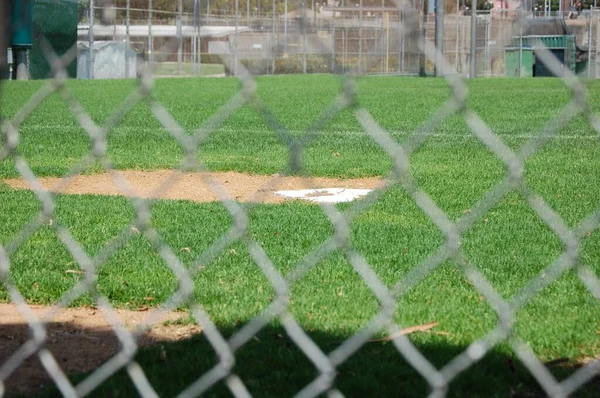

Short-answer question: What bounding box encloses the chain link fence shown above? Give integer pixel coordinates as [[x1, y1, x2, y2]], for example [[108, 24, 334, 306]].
[[71, 2, 600, 78], [1, 0, 600, 396]]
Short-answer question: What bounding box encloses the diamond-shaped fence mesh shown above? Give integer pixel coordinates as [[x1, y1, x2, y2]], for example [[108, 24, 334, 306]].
[[1, 0, 599, 397]]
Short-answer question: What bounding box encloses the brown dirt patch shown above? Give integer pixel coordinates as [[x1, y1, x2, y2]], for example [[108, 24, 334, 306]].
[[0, 303, 197, 395], [2, 170, 384, 204]]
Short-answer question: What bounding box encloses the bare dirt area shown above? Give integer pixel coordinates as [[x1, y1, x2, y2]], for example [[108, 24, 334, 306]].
[[3, 170, 384, 204], [0, 303, 198, 395]]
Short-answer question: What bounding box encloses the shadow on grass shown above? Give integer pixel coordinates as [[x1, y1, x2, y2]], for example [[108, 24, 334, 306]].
[[1, 321, 596, 398]]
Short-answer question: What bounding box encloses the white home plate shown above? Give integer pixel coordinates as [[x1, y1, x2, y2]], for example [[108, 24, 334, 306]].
[[274, 188, 372, 203]]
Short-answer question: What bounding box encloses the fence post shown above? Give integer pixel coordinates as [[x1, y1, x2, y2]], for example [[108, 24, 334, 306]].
[[588, 12, 600, 79], [331, 18, 335, 73], [284, 0, 288, 54], [419, 0, 427, 76], [125, 0, 130, 78], [177, 0, 183, 75], [89, 0, 95, 79], [359, 0, 363, 74], [470, 0, 476, 78], [303, 1, 307, 74], [398, 8, 402, 73], [455, 0, 460, 73], [196, 0, 201, 75], [385, 12, 389, 74], [434, 0, 444, 76], [342, 28, 346, 72], [234, 0, 239, 76], [148, 0, 153, 69]]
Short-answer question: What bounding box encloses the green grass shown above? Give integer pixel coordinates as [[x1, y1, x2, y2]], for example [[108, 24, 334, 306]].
[[1, 75, 600, 396]]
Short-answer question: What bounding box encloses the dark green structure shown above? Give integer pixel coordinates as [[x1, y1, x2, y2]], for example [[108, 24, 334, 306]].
[[508, 35, 577, 78], [505, 46, 534, 78], [29, 0, 78, 79]]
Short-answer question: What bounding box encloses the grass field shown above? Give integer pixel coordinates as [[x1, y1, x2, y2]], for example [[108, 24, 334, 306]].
[[1, 75, 600, 396]]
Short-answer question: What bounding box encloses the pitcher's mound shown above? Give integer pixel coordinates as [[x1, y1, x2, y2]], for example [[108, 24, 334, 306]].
[[3, 170, 385, 204]]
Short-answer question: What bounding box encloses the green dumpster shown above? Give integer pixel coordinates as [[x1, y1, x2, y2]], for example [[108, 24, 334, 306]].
[[510, 35, 577, 77], [505, 46, 534, 77]]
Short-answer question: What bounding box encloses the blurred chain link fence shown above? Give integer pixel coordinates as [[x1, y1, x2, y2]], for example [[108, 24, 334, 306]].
[[69, 1, 600, 78], [1, 0, 600, 397]]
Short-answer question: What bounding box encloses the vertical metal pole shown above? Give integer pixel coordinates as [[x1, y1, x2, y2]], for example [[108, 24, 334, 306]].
[[303, 1, 307, 73], [519, 22, 523, 77], [247, 0, 250, 26], [126, 0, 130, 78], [331, 18, 336, 72], [588, 11, 600, 79], [455, 0, 460, 73], [198, 0, 202, 75], [359, 0, 363, 73], [194, 0, 201, 75], [342, 28, 346, 72], [485, 15, 491, 76], [386, 12, 390, 74], [559, 0, 562, 16], [470, 0, 476, 78], [382, 0, 386, 74], [89, 0, 94, 79], [192, 0, 196, 74], [272, 0, 276, 74], [148, 0, 153, 68], [284, 0, 288, 54], [434, 0, 444, 76], [398, 9, 403, 73], [235, 0, 239, 75], [419, 0, 427, 76], [177, 0, 183, 75], [588, 15, 593, 78]]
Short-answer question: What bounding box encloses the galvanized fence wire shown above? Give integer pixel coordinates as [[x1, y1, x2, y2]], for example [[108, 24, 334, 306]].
[[1, 2, 600, 397]]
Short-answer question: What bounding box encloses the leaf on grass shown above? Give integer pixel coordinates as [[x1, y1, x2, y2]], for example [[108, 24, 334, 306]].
[[368, 322, 439, 342], [65, 270, 85, 275]]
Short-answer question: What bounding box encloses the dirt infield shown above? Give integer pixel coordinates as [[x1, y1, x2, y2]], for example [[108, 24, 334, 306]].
[[3, 170, 384, 204], [0, 303, 197, 395]]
